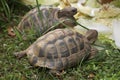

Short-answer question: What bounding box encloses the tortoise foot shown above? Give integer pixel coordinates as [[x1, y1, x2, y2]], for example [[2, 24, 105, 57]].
[[14, 50, 26, 59], [49, 70, 66, 77]]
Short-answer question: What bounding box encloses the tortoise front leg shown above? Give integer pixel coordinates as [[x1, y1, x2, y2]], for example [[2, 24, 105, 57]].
[[14, 50, 27, 59], [88, 47, 98, 59]]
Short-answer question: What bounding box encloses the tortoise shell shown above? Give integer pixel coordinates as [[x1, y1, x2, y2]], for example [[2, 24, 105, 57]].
[[17, 6, 77, 36], [14, 28, 98, 72]]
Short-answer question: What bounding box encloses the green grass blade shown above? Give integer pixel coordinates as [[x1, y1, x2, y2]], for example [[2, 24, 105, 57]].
[[1, 0, 11, 21]]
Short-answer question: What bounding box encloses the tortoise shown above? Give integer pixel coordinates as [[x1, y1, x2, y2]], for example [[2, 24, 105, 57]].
[[17, 6, 77, 37], [14, 28, 98, 75]]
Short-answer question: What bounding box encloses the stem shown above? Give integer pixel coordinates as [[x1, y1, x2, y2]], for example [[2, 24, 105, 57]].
[[75, 21, 89, 30]]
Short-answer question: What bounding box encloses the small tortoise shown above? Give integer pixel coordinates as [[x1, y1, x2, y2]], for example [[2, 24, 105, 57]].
[[14, 28, 98, 75], [17, 6, 77, 36]]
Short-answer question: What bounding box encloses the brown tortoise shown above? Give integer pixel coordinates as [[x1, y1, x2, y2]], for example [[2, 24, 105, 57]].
[[17, 6, 77, 36], [14, 28, 98, 75]]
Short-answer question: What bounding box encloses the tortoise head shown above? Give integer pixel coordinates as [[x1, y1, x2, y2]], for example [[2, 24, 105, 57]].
[[58, 7, 77, 27], [85, 29, 98, 44], [58, 7, 77, 18]]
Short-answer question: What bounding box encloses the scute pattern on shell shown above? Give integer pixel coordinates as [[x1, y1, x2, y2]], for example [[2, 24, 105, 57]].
[[18, 7, 60, 34], [17, 6, 77, 38], [26, 29, 91, 70]]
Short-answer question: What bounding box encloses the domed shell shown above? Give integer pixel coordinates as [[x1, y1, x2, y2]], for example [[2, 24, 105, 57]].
[[26, 29, 91, 70], [17, 6, 77, 36]]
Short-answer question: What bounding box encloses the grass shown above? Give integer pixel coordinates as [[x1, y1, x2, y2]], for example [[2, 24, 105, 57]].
[[0, 0, 120, 80], [0, 0, 31, 30], [0, 31, 120, 80]]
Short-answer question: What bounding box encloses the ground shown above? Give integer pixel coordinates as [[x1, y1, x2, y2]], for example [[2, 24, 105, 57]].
[[0, 29, 120, 80], [0, 0, 120, 80]]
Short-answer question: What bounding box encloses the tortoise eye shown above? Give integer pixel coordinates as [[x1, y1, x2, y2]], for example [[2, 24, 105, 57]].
[[72, 9, 76, 12], [71, 8, 77, 15]]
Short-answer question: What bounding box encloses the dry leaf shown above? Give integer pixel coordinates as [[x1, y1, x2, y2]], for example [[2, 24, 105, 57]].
[[98, 0, 113, 5], [7, 27, 16, 37], [87, 73, 95, 79], [59, 0, 71, 8]]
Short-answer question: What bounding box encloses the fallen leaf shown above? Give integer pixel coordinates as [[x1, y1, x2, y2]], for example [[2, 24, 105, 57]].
[[7, 27, 16, 37], [98, 0, 113, 4], [87, 73, 95, 79]]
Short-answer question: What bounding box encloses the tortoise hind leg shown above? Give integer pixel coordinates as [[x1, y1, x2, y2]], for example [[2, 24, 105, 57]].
[[14, 50, 27, 59]]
